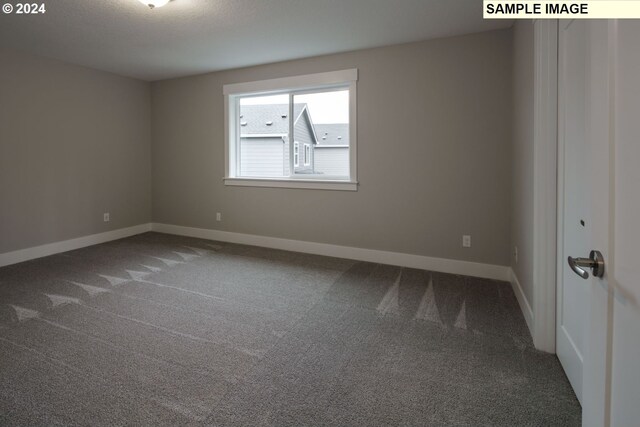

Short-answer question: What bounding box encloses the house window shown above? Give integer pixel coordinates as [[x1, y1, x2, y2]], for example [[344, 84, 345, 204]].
[[223, 69, 358, 191], [304, 143, 311, 166]]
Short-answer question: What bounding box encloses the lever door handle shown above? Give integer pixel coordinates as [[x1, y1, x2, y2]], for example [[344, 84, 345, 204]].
[[568, 250, 605, 279]]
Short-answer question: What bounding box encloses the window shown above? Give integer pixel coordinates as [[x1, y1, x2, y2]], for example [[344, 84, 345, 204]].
[[224, 69, 358, 191], [304, 143, 310, 166]]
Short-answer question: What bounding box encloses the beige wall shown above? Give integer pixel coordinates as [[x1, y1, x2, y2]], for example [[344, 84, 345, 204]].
[[510, 21, 535, 302], [0, 48, 152, 253], [151, 29, 513, 267]]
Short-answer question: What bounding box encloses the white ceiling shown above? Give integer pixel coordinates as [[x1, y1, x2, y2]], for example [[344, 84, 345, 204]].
[[0, 0, 512, 81]]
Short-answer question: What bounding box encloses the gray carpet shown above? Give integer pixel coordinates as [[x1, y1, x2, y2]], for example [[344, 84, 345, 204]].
[[0, 232, 581, 426]]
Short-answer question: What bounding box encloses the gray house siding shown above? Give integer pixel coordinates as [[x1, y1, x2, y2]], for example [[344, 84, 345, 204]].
[[240, 137, 289, 177], [314, 147, 349, 176], [313, 123, 349, 176]]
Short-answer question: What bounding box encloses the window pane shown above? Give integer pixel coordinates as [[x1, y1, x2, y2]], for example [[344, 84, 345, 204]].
[[304, 144, 310, 166], [239, 94, 290, 177], [293, 90, 349, 177]]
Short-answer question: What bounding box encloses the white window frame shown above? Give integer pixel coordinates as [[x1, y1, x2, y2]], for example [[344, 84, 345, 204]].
[[294, 142, 300, 167], [304, 143, 311, 166], [223, 69, 358, 191]]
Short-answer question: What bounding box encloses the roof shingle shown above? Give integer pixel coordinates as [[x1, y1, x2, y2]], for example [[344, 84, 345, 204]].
[[240, 104, 307, 135], [314, 123, 349, 146]]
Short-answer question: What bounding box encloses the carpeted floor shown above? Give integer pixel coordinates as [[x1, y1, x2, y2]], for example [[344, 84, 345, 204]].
[[0, 232, 581, 426]]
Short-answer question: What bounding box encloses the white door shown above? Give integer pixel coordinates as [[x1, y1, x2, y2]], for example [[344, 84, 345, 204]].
[[558, 20, 640, 426], [557, 19, 590, 404]]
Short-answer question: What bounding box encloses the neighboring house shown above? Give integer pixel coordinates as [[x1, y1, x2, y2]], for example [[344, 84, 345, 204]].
[[239, 104, 317, 177], [239, 104, 349, 177], [314, 123, 350, 177]]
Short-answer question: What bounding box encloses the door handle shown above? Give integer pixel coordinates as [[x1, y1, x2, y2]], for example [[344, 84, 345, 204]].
[[568, 250, 605, 279]]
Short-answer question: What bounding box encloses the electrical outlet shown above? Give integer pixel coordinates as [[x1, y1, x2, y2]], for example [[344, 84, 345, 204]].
[[514, 246, 519, 263], [462, 235, 471, 248], [103, 213, 110, 222], [216, 212, 222, 222]]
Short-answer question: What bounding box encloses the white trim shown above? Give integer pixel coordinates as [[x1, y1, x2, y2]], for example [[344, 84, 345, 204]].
[[580, 20, 615, 426], [0, 224, 152, 268], [532, 19, 559, 353], [240, 133, 287, 138], [223, 69, 358, 95], [315, 145, 349, 148], [151, 223, 511, 282], [349, 79, 358, 180], [224, 93, 235, 178], [510, 268, 535, 335], [224, 177, 357, 191], [289, 94, 295, 174]]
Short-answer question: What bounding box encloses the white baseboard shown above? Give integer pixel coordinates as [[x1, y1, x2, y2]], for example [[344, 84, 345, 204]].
[[0, 220, 512, 284], [151, 223, 511, 282], [0, 223, 152, 268], [510, 268, 534, 335]]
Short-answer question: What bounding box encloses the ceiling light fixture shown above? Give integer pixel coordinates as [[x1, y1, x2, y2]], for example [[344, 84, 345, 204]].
[[139, 0, 170, 9]]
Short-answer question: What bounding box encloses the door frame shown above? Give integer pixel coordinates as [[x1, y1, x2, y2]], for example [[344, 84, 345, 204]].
[[531, 19, 558, 353]]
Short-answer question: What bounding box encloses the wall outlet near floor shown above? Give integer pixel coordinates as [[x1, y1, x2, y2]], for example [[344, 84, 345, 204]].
[[514, 246, 519, 263], [103, 213, 110, 222], [216, 212, 222, 222], [462, 235, 471, 248]]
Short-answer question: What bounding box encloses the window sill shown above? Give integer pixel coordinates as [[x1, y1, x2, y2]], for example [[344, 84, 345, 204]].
[[223, 177, 358, 191]]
